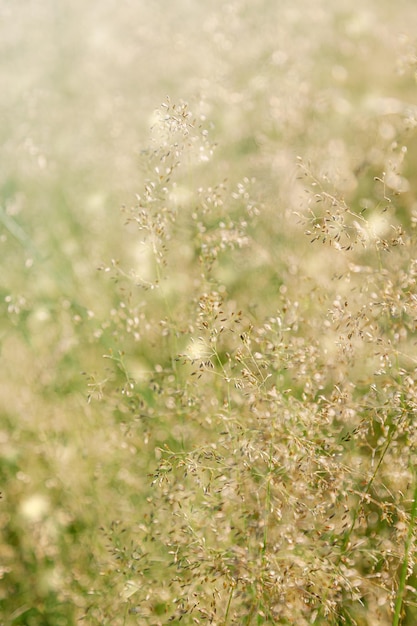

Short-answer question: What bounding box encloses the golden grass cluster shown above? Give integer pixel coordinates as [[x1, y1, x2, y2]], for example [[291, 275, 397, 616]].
[[1, 1, 417, 624]]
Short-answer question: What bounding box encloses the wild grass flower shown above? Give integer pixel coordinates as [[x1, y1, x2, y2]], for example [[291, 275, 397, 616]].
[[3, 3, 417, 625]]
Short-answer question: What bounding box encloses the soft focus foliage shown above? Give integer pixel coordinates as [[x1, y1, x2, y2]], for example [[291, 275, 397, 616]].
[[1, 1, 417, 624]]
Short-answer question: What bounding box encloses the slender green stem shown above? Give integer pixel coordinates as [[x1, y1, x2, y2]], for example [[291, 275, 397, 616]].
[[392, 469, 417, 626], [313, 420, 400, 625], [340, 424, 396, 555], [262, 462, 272, 558], [224, 585, 234, 625]]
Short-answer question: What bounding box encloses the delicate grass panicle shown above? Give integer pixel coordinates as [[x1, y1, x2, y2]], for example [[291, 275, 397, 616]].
[[84, 91, 417, 626], [2, 2, 417, 626]]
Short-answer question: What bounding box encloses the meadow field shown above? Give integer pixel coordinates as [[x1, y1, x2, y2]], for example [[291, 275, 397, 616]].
[[2, 1, 417, 624]]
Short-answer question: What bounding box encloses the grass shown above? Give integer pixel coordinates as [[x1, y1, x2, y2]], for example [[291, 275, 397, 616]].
[[1, 0, 417, 624]]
